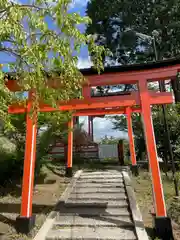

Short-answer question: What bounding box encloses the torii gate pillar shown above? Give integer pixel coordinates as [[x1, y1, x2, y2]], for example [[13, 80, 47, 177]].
[[65, 118, 73, 177], [88, 116, 94, 141], [126, 107, 138, 176], [139, 80, 173, 239], [16, 94, 37, 234]]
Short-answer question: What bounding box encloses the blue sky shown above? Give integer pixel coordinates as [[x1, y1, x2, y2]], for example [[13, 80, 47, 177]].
[[0, 0, 91, 68], [69, 0, 127, 141], [0, 0, 127, 141], [70, 0, 92, 69]]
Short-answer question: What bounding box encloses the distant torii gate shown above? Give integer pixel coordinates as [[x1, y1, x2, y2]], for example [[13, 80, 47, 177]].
[[6, 58, 180, 239]]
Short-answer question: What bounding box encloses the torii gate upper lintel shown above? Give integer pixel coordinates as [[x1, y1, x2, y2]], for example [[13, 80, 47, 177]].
[[6, 58, 180, 238]]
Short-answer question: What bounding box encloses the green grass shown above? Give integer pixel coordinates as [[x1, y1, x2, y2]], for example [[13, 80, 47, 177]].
[[132, 170, 180, 240]]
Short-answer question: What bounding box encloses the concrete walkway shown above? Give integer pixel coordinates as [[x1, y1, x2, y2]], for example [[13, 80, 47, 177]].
[[34, 169, 148, 240]]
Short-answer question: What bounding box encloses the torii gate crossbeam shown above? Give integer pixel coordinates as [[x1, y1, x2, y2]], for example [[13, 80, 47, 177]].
[[6, 58, 180, 239], [8, 91, 173, 113]]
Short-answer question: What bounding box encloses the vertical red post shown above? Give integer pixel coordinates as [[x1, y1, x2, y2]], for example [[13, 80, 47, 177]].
[[88, 116, 94, 141], [66, 118, 73, 177], [91, 116, 94, 141], [82, 86, 91, 98], [126, 107, 138, 175], [139, 79, 173, 239], [16, 92, 37, 233], [139, 79, 166, 217], [83, 85, 92, 141], [126, 107, 137, 165]]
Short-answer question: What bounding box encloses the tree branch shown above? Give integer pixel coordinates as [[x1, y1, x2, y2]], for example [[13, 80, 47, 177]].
[[0, 3, 45, 16], [0, 47, 29, 67], [18, 4, 45, 10]]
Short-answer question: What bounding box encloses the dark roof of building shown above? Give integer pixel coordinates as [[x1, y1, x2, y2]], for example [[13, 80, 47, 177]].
[[80, 57, 180, 76], [4, 57, 180, 80]]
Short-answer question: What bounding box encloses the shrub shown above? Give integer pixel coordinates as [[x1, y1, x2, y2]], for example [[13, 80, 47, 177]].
[[168, 198, 180, 224], [0, 138, 18, 185]]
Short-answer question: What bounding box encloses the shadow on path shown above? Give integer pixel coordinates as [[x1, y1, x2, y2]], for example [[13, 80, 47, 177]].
[[145, 226, 155, 239], [0, 214, 16, 228], [54, 202, 135, 231]]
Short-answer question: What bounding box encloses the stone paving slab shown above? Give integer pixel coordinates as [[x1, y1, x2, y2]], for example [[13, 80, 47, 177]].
[[69, 192, 127, 200], [56, 207, 131, 216], [34, 169, 146, 240], [80, 171, 122, 176], [78, 175, 123, 178], [72, 187, 126, 193], [55, 215, 133, 227], [65, 199, 129, 208], [79, 175, 123, 179], [46, 227, 137, 240], [76, 179, 124, 183], [75, 183, 124, 188], [80, 173, 123, 176]]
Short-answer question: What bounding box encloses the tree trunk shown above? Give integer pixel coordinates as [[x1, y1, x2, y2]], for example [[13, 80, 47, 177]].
[[118, 140, 125, 165], [171, 78, 180, 103]]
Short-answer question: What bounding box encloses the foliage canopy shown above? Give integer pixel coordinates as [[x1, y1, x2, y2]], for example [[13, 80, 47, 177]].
[[86, 0, 180, 64], [0, 0, 106, 128]]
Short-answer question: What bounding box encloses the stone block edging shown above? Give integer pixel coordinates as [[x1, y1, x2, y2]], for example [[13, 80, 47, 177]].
[[122, 171, 149, 240], [33, 170, 83, 240]]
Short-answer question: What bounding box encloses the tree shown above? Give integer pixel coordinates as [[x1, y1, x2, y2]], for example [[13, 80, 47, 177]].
[[2, 112, 51, 178], [109, 105, 180, 162], [100, 135, 120, 144], [1, 111, 79, 182], [0, 0, 106, 128], [86, 0, 180, 100], [109, 113, 146, 161], [87, 0, 180, 64]]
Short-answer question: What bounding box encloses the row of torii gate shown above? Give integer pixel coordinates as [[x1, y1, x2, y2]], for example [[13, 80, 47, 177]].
[[6, 58, 180, 238]]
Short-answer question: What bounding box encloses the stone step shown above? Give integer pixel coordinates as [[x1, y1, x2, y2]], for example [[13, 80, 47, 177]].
[[79, 175, 122, 178], [35, 170, 146, 240], [69, 193, 127, 200], [72, 187, 126, 194], [68, 197, 127, 202], [65, 199, 128, 208], [56, 207, 131, 216], [79, 175, 123, 179], [46, 226, 137, 240], [80, 171, 120, 176], [75, 183, 125, 188], [76, 179, 124, 183], [54, 215, 134, 227]]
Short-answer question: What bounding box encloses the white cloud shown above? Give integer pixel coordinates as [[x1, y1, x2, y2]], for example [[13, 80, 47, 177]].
[[77, 56, 128, 140], [70, 0, 89, 8], [9, 0, 20, 3], [77, 56, 92, 69], [79, 116, 128, 142]]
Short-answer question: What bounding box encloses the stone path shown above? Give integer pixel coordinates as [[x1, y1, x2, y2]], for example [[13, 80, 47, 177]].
[[34, 169, 148, 240]]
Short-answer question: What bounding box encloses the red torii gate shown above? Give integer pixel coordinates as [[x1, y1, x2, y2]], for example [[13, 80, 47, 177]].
[[6, 58, 180, 239]]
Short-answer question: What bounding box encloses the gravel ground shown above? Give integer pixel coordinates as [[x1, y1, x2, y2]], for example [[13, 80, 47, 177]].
[[0, 165, 70, 240], [132, 170, 180, 240]]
